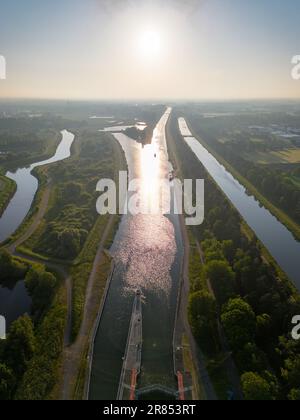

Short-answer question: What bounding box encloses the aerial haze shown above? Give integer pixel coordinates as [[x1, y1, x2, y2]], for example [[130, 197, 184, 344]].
[[1, 0, 300, 100]]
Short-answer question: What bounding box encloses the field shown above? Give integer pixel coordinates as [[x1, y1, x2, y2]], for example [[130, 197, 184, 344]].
[[272, 148, 300, 163], [180, 103, 300, 231], [0, 174, 16, 215], [288, 175, 300, 188]]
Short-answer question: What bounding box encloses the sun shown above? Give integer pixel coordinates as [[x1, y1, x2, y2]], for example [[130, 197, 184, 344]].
[[136, 29, 163, 60]]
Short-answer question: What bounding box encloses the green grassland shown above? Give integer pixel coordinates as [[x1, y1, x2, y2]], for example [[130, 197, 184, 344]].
[[20, 129, 126, 340], [242, 147, 300, 165], [185, 121, 300, 241], [0, 174, 16, 216]]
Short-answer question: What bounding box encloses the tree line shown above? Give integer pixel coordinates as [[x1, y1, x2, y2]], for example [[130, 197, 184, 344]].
[[170, 112, 300, 400], [0, 251, 65, 400]]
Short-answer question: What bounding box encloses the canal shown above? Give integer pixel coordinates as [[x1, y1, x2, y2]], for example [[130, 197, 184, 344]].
[[178, 118, 300, 291], [89, 109, 184, 400]]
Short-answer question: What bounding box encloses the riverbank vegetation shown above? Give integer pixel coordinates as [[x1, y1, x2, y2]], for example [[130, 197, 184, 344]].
[[20, 130, 126, 341], [0, 250, 66, 400], [22, 131, 116, 259], [0, 174, 16, 216], [182, 105, 300, 239], [0, 127, 60, 171], [0, 113, 85, 171], [169, 112, 300, 401]]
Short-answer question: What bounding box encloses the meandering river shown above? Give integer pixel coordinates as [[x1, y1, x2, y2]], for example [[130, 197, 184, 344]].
[[0, 130, 75, 243], [0, 129, 75, 326]]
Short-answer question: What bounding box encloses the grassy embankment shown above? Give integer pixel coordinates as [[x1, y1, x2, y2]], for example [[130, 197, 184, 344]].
[[166, 117, 232, 400], [187, 229, 231, 400], [18, 131, 126, 343], [71, 252, 113, 400], [185, 118, 300, 241], [0, 131, 64, 248], [70, 135, 126, 400], [0, 174, 16, 216]]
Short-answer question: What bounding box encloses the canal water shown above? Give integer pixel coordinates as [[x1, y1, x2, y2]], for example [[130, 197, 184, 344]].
[[89, 109, 184, 400], [178, 119, 300, 291], [0, 280, 31, 328], [0, 129, 75, 326]]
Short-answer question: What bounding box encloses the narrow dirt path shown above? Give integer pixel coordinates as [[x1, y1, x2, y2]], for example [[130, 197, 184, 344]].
[[60, 134, 126, 400], [5, 174, 73, 347], [60, 214, 116, 400], [178, 215, 217, 400], [7, 180, 52, 254], [166, 115, 217, 400]]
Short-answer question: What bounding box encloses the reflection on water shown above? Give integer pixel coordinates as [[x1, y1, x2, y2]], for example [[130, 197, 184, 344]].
[[115, 214, 176, 296], [0, 280, 31, 327], [184, 135, 300, 291], [89, 108, 184, 400], [0, 130, 75, 243]]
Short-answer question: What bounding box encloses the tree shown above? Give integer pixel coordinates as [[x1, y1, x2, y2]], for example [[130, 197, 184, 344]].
[[4, 315, 35, 378], [0, 364, 15, 400], [25, 267, 57, 316], [235, 342, 267, 373], [204, 260, 236, 305], [282, 355, 300, 390], [188, 291, 218, 353], [0, 250, 27, 284], [288, 388, 300, 401], [221, 298, 256, 352], [58, 228, 81, 258], [256, 314, 273, 347], [233, 249, 254, 293], [241, 372, 273, 401]]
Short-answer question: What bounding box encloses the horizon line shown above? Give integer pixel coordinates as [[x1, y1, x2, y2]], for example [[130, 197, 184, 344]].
[[1, 97, 300, 103]]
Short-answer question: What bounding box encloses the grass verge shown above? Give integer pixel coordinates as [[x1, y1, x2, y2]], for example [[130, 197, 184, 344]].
[[0, 174, 16, 216], [187, 122, 300, 241]]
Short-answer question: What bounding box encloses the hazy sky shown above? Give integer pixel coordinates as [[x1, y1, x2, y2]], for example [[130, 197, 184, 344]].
[[0, 0, 300, 100]]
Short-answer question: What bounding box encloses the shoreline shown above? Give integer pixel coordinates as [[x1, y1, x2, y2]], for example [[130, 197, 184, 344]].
[[185, 118, 300, 242], [83, 260, 116, 400]]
